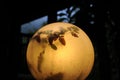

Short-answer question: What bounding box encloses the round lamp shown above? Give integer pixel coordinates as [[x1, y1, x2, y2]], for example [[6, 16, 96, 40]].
[[26, 22, 94, 80]]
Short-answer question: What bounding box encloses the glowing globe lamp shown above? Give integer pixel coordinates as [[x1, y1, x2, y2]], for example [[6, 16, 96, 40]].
[[26, 22, 94, 80]]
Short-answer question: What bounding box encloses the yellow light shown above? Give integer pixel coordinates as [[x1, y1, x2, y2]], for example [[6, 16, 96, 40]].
[[26, 22, 94, 80]]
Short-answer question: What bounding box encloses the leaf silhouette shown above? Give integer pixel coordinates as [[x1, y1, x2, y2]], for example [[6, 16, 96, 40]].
[[48, 36, 54, 45], [59, 36, 66, 45], [71, 32, 79, 38], [33, 35, 41, 43], [37, 50, 45, 72], [50, 44, 57, 50]]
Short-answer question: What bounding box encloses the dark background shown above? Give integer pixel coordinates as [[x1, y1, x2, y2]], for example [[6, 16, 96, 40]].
[[3, 0, 120, 80]]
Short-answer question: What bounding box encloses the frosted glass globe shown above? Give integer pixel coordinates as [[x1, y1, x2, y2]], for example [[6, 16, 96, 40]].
[[26, 22, 94, 80]]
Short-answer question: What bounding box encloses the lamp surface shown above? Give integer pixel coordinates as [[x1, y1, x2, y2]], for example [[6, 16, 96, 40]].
[[26, 22, 94, 80]]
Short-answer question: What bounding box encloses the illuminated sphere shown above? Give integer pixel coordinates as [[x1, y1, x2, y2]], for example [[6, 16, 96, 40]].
[[26, 22, 94, 80]]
